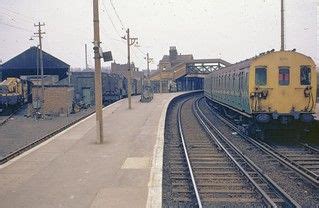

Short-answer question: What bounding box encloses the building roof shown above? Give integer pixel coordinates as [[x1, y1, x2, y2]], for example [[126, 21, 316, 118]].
[[1, 47, 70, 70], [0, 47, 69, 80]]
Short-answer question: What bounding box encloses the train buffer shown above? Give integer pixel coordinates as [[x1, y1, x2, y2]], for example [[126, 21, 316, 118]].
[[0, 93, 190, 208]]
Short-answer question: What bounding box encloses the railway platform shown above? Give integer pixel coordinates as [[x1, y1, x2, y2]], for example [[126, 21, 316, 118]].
[[0, 93, 184, 208]]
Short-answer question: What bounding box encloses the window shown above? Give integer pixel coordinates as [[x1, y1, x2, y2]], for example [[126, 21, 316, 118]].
[[255, 68, 267, 86], [300, 66, 311, 85], [279, 67, 290, 85]]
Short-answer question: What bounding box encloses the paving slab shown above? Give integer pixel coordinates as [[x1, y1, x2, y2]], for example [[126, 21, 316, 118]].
[[0, 93, 184, 208]]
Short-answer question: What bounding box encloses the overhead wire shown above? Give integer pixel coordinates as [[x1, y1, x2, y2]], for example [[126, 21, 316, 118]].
[[0, 6, 34, 23], [0, 21, 33, 33], [100, 0, 153, 69], [101, 0, 124, 40], [109, 0, 125, 30]]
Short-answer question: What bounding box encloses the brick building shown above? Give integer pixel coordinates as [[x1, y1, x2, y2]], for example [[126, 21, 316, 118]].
[[158, 46, 193, 70], [31, 85, 74, 116]]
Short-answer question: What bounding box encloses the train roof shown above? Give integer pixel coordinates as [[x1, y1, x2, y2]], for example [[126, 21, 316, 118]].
[[213, 50, 314, 74]]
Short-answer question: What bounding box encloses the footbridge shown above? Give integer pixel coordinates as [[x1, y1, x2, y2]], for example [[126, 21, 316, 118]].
[[150, 58, 231, 92]]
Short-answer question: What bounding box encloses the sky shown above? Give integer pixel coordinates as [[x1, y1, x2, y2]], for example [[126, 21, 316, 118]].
[[0, 0, 317, 70]]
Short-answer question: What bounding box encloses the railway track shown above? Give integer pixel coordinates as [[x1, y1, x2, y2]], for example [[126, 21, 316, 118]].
[[163, 95, 300, 207], [256, 142, 319, 186], [202, 97, 319, 187], [0, 109, 95, 165]]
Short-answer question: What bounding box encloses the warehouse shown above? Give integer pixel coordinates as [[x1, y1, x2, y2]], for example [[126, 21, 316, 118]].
[[0, 46, 69, 81]]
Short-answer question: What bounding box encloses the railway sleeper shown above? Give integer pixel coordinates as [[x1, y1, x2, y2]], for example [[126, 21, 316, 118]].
[[198, 184, 252, 190], [192, 166, 237, 171], [200, 192, 258, 199], [172, 187, 193, 193], [196, 178, 248, 184], [295, 161, 319, 165], [201, 197, 262, 204]]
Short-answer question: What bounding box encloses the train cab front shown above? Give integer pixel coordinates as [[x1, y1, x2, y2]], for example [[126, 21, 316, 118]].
[[249, 51, 317, 127]]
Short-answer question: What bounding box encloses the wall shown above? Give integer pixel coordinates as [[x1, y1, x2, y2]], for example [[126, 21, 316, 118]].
[[32, 86, 74, 116]]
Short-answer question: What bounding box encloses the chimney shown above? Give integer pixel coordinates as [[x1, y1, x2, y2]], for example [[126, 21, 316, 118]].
[[169, 46, 177, 61]]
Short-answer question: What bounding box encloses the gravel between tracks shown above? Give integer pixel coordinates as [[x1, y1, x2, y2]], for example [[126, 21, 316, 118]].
[[199, 98, 319, 207]]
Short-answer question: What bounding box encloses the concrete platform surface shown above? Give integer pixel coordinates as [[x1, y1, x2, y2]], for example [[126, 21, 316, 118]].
[[0, 93, 182, 208]]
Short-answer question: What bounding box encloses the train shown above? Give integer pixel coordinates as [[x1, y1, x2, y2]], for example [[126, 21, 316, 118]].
[[204, 50, 317, 137], [0, 78, 32, 113], [0, 72, 143, 113], [70, 71, 142, 107]]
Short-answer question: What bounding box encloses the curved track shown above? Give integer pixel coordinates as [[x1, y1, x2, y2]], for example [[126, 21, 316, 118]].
[[204, 97, 319, 187], [163, 95, 300, 207]]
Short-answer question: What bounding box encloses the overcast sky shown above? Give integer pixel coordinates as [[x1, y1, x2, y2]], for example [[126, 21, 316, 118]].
[[0, 0, 317, 70]]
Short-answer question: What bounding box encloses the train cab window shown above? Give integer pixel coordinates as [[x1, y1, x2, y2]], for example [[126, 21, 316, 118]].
[[279, 67, 290, 85], [255, 68, 267, 86], [300, 66, 311, 85]]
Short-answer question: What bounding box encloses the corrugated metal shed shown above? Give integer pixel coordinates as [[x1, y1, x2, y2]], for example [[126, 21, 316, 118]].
[[0, 47, 69, 81]]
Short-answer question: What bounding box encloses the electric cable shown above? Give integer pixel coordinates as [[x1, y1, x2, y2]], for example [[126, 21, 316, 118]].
[[0, 21, 33, 32], [109, 0, 125, 30], [101, 0, 124, 40]]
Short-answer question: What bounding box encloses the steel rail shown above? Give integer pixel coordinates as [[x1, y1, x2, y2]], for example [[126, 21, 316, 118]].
[[177, 97, 203, 208], [256, 140, 319, 184], [0, 104, 25, 126], [204, 98, 319, 187], [302, 143, 319, 154], [194, 97, 301, 208], [193, 98, 277, 207]]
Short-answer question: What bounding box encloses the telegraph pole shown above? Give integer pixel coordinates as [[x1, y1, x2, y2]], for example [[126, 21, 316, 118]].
[[145, 53, 153, 85], [93, 0, 104, 143], [280, 0, 285, 51], [85, 44, 89, 70], [123, 28, 138, 109], [160, 69, 163, 93], [34, 22, 45, 108]]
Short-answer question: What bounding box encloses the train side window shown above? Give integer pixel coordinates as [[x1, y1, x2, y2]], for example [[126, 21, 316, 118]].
[[300, 66, 311, 85], [255, 68, 267, 86], [279, 67, 290, 86]]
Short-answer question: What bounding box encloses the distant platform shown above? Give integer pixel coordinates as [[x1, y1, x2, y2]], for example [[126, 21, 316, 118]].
[[0, 93, 187, 208]]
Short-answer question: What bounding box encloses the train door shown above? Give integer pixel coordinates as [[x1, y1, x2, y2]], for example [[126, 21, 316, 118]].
[[239, 72, 244, 110]]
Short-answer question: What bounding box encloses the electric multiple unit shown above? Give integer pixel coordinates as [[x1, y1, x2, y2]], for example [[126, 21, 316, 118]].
[[204, 50, 317, 136]]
